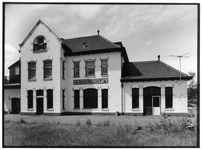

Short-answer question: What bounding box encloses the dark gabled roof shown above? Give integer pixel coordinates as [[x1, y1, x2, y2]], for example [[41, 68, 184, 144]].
[[121, 60, 193, 82], [62, 35, 119, 52], [8, 60, 20, 69], [19, 20, 60, 47], [61, 35, 129, 62]]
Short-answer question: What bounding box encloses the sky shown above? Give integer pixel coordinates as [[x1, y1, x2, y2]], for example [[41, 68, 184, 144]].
[[4, 3, 198, 78]]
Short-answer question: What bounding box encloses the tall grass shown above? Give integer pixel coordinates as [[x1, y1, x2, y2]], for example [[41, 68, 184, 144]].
[[4, 117, 197, 147]]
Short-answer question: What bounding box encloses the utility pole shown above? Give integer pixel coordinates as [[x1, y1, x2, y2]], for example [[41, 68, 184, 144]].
[[170, 53, 189, 83]]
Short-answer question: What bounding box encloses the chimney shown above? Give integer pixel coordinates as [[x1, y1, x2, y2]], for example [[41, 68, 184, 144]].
[[97, 30, 100, 35], [158, 55, 160, 61]]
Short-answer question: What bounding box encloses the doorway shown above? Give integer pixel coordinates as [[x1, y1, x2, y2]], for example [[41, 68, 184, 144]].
[[36, 98, 43, 115], [152, 96, 160, 115], [11, 98, 20, 114]]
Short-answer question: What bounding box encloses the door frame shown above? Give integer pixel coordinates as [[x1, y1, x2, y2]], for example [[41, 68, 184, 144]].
[[152, 96, 161, 115]]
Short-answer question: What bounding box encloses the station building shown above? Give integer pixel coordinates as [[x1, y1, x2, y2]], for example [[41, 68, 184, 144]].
[[4, 20, 192, 116]]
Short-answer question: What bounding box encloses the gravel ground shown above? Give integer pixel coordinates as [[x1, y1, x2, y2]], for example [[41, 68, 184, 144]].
[[4, 114, 188, 126]]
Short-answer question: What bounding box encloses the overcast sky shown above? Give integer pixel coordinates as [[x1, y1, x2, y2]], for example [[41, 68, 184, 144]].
[[4, 4, 198, 76]]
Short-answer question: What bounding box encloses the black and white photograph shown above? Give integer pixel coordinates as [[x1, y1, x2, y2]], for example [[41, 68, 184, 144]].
[[3, 2, 199, 147]]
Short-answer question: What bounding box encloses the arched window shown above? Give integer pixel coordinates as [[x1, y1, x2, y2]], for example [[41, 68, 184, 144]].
[[165, 87, 173, 108], [33, 35, 47, 52], [132, 88, 139, 109], [84, 88, 98, 108], [27, 90, 33, 109], [47, 89, 53, 109]]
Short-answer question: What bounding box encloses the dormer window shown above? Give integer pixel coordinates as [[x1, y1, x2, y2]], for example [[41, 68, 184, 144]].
[[33, 36, 47, 52]]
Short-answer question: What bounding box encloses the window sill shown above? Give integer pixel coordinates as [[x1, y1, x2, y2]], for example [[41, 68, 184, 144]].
[[73, 108, 80, 110], [73, 76, 80, 78], [101, 75, 108, 77], [33, 50, 47, 53], [47, 108, 54, 111], [28, 78, 36, 82], [43, 77, 53, 81], [82, 108, 99, 110], [132, 108, 140, 111], [27, 108, 34, 111], [102, 108, 109, 111], [165, 108, 174, 111], [85, 75, 96, 78]]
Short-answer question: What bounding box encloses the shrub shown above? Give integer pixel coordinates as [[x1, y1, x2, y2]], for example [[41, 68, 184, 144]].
[[95, 120, 110, 127], [86, 119, 92, 126], [76, 120, 81, 126], [18, 117, 27, 124]]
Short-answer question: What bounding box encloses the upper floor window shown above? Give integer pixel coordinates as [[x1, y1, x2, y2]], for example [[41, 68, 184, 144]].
[[73, 62, 80, 77], [101, 59, 108, 75], [33, 36, 47, 52], [44, 60, 52, 79], [15, 67, 20, 75], [28, 61, 36, 80], [86, 60, 95, 76]]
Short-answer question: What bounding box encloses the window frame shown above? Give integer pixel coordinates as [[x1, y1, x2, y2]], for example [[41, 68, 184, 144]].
[[27, 90, 33, 109], [85, 60, 96, 77], [62, 61, 65, 79], [165, 87, 173, 109], [44, 60, 52, 79], [33, 36, 47, 52], [101, 59, 108, 75], [62, 89, 65, 110], [47, 89, 53, 109], [28, 61, 36, 80], [132, 88, 139, 109], [73, 61, 80, 77], [102, 89, 108, 109], [74, 90, 80, 109]]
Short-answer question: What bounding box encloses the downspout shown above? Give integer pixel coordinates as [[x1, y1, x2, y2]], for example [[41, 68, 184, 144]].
[[121, 82, 124, 115]]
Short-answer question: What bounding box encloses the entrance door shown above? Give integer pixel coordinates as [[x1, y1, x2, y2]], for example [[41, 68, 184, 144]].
[[11, 98, 20, 114], [36, 98, 43, 115], [152, 96, 160, 115]]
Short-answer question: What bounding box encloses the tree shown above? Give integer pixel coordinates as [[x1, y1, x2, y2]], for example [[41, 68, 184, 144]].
[[187, 71, 197, 104]]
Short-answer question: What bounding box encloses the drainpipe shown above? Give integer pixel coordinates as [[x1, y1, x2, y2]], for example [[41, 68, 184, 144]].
[[121, 83, 124, 115]]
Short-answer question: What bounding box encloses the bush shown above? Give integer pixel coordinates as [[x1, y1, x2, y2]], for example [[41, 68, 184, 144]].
[[86, 119, 92, 126], [76, 120, 81, 126], [95, 120, 110, 127]]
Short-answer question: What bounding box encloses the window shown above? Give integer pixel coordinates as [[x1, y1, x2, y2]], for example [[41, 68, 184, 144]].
[[74, 62, 80, 77], [132, 88, 139, 109], [102, 89, 108, 109], [15, 67, 19, 75], [28, 62, 36, 79], [101, 59, 108, 75], [47, 89, 53, 109], [62, 61, 65, 79], [33, 36, 47, 52], [44, 60, 52, 79], [86, 61, 95, 76], [62, 89, 65, 110], [165, 87, 173, 108], [84, 89, 98, 108], [74, 90, 80, 109], [27, 90, 33, 109]]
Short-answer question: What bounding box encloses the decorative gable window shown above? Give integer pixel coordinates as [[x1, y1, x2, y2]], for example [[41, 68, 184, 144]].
[[85, 60, 95, 76], [28, 61, 36, 80], [33, 36, 47, 52], [101, 59, 108, 75], [44, 60, 52, 79]]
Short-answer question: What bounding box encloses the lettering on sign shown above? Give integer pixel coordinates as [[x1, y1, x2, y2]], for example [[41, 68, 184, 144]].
[[73, 78, 108, 85]]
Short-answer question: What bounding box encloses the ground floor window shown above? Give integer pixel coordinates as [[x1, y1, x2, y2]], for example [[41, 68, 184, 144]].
[[102, 89, 108, 109], [165, 87, 173, 108], [84, 88, 98, 108], [27, 90, 33, 109], [74, 90, 80, 109], [132, 88, 139, 109], [47, 89, 53, 109], [62, 89, 65, 110]]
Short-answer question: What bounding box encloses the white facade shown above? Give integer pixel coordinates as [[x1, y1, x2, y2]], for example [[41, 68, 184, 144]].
[[17, 20, 190, 116]]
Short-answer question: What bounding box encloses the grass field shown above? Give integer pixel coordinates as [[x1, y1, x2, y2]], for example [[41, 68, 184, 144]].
[[4, 114, 198, 147]]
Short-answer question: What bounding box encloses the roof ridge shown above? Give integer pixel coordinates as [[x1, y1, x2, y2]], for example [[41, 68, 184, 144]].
[[97, 34, 119, 48], [64, 35, 98, 41], [158, 61, 188, 76]]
